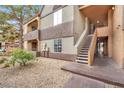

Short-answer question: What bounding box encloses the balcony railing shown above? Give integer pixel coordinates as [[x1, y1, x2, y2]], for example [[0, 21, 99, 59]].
[[96, 26, 109, 37], [23, 30, 39, 41]]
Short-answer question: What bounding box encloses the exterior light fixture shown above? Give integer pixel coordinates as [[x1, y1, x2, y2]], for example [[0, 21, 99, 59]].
[[97, 20, 100, 24], [112, 6, 115, 10]]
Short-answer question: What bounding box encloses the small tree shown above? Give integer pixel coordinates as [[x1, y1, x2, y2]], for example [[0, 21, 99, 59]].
[[0, 5, 42, 48], [10, 48, 35, 66]]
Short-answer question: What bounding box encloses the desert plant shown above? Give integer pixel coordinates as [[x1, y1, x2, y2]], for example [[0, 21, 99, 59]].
[[0, 57, 10, 68], [9, 56, 16, 66], [10, 48, 35, 66], [3, 62, 10, 68], [0, 57, 8, 64]]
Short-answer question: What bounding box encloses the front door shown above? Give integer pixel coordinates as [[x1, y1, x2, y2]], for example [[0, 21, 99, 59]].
[[96, 37, 108, 57], [32, 42, 37, 51]]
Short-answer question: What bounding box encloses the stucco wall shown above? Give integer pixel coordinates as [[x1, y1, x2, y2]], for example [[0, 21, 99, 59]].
[[62, 6, 74, 23], [41, 14, 53, 30], [112, 5, 124, 68], [73, 6, 85, 44], [23, 16, 40, 35], [42, 6, 53, 16], [40, 21, 73, 40], [40, 37, 76, 54], [41, 6, 74, 30]]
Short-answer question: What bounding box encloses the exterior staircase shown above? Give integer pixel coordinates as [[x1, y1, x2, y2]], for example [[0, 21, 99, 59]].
[[76, 35, 93, 64]]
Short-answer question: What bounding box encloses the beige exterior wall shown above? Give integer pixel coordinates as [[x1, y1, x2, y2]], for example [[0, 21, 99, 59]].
[[112, 5, 124, 68], [41, 14, 53, 30], [40, 6, 76, 55], [41, 6, 74, 30], [23, 16, 41, 53], [40, 37, 76, 54], [42, 6, 53, 16], [62, 37, 76, 54], [23, 16, 40, 35], [40, 5, 87, 55], [73, 6, 85, 44], [62, 6, 74, 23]]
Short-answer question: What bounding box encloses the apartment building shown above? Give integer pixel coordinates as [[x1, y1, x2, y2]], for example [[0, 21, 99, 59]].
[[23, 5, 85, 61], [23, 5, 124, 68], [0, 30, 20, 52]]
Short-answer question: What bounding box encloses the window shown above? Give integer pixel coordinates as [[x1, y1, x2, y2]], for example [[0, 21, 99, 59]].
[[32, 42, 37, 51], [32, 26, 37, 31], [54, 39, 62, 52], [53, 9, 62, 26]]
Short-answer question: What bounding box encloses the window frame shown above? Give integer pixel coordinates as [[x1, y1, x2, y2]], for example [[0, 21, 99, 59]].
[[53, 9, 62, 26], [54, 39, 62, 53]]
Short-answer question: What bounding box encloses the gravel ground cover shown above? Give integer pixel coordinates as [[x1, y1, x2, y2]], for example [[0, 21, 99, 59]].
[[0, 57, 72, 88]]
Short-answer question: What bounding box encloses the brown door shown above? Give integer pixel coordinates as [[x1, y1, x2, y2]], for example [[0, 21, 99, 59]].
[[32, 42, 37, 51]]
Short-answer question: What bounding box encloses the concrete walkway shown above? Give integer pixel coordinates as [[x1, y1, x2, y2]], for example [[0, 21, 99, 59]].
[[64, 74, 105, 88], [64, 74, 119, 88], [62, 57, 124, 87]]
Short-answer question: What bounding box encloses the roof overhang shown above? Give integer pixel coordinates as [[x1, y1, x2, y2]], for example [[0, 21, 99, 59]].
[[80, 5, 113, 25]]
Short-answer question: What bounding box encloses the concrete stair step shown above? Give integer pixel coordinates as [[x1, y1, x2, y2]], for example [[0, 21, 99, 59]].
[[77, 57, 88, 60], [76, 59, 88, 64], [79, 52, 88, 55], [78, 54, 88, 57], [80, 51, 88, 53], [80, 50, 88, 52], [81, 48, 89, 50]]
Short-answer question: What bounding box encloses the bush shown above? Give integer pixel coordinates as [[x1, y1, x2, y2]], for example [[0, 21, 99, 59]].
[[3, 62, 10, 68], [0, 57, 8, 64], [10, 48, 35, 66], [0, 57, 10, 68]]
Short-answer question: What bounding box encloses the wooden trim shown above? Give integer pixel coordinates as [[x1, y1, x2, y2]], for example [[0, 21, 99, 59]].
[[88, 30, 97, 65], [79, 5, 91, 10]]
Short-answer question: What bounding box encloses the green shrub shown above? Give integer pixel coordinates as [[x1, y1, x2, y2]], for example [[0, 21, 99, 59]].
[[0, 57, 8, 64], [10, 48, 35, 66], [3, 62, 10, 68]]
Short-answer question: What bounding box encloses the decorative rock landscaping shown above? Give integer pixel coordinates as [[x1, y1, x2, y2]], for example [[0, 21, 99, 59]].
[[0, 57, 72, 88]]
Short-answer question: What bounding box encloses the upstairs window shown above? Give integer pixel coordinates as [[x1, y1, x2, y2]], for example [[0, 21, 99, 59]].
[[53, 9, 62, 26], [32, 26, 37, 31]]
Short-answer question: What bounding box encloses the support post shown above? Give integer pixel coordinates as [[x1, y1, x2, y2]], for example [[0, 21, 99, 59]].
[[108, 9, 113, 57]]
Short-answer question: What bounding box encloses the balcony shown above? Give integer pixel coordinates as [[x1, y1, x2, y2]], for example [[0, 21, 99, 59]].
[[96, 26, 109, 37], [40, 21, 73, 40], [23, 30, 39, 41]]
